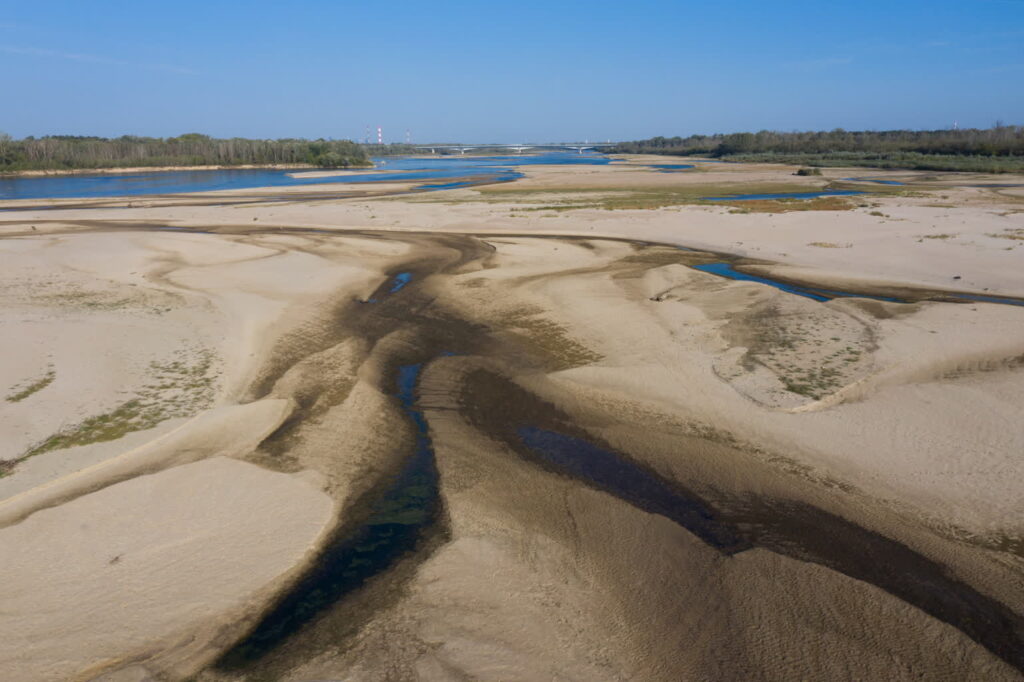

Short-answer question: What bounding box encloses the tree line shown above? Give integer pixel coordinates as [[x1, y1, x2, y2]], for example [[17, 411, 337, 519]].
[[0, 133, 371, 172], [608, 125, 1024, 172]]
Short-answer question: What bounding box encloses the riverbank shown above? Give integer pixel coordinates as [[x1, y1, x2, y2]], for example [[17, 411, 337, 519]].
[[0, 162, 375, 178], [0, 156, 1021, 680]]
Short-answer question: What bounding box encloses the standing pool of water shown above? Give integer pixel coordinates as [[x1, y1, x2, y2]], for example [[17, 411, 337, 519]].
[[389, 272, 413, 293], [647, 163, 695, 172], [843, 177, 905, 186]]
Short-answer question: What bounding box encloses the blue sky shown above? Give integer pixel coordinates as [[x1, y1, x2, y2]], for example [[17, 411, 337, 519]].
[[1, 0, 1022, 142]]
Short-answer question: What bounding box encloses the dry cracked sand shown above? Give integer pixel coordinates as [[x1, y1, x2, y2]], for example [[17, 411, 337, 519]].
[[0, 157, 1022, 681]]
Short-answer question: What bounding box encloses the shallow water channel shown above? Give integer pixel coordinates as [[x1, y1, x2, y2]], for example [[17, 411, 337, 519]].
[[218, 360, 442, 668], [694, 262, 1024, 306]]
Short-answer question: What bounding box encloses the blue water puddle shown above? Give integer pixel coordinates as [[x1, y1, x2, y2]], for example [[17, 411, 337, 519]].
[[219, 360, 441, 667], [843, 177, 905, 186], [389, 272, 412, 293], [0, 152, 609, 200], [420, 181, 472, 190], [517, 426, 745, 552], [692, 262, 901, 303], [362, 272, 414, 304], [693, 262, 1024, 307], [703, 190, 866, 201], [417, 179, 490, 191], [647, 163, 695, 172], [152, 225, 215, 235], [949, 293, 1024, 307]]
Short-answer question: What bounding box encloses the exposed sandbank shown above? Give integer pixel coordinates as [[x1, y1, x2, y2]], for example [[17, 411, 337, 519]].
[[0, 157, 1021, 680]]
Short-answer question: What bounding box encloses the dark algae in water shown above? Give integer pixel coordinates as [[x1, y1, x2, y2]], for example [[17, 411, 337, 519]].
[[217, 362, 441, 668], [362, 271, 414, 303], [389, 272, 413, 293]]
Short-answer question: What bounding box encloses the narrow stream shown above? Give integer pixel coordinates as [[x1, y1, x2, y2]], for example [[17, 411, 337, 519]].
[[216, 361, 442, 668], [692, 262, 902, 302], [693, 261, 1024, 306]]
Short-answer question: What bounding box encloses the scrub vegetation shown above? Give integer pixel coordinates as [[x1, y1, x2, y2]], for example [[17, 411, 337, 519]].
[[733, 305, 871, 401], [0, 132, 370, 172], [988, 228, 1024, 241], [5, 366, 56, 403], [15, 349, 218, 465], [610, 125, 1024, 173], [482, 183, 862, 213]]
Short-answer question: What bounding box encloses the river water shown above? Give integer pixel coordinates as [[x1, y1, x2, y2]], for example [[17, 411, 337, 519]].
[[0, 152, 610, 200]]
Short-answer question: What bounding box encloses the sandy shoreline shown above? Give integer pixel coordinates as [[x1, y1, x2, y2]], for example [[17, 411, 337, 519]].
[[0, 156, 1021, 680]]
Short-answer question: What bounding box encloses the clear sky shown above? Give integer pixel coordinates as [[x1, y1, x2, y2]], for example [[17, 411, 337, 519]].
[[1, 0, 1022, 142]]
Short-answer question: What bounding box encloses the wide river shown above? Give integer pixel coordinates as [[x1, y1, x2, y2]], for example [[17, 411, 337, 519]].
[[0, 152, 609, 200]]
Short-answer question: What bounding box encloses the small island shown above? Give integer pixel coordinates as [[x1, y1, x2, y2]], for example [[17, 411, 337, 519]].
[[0, 132, 371, 174]]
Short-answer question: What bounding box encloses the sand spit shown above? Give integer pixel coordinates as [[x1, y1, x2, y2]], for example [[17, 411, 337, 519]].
[[0, 399, 295, 527], [0, 457, 334, 681], [0, 158, 1022, 680]]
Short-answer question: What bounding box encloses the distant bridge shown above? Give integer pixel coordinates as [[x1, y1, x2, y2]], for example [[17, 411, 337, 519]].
[[414, 142, 618, 155]]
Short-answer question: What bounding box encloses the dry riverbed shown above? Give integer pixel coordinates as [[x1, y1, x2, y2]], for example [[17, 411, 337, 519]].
[[0, 157, 1022, 681]]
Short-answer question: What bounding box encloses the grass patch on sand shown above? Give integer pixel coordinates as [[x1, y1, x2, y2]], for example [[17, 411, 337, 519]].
[[807, 242, 851, 248], [722, 196, 856, 213], [15, 349, 218, 466], [987, 228, 1024, 241], [500, 305, 602, 369], [728, 304, 871, 401], [922, 233, 958, 239], [34, 285, 178, 315], [5, 366, 56, 403], [479, 183, 867, 213]]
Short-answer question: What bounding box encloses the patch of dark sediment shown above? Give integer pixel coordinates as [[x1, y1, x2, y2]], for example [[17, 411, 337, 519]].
[[243, 232, 491, 402], [457, 368, 1024, 674], [215, 360, 447, 677], [203, 235, 500, 677]]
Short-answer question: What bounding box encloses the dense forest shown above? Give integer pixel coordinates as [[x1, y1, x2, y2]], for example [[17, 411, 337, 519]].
[[608, 126, 1024, 172], [0, 133, 371, 172]]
